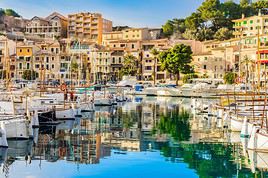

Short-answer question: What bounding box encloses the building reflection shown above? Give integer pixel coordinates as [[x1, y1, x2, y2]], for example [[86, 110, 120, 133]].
[[0, 98, 268, 177]]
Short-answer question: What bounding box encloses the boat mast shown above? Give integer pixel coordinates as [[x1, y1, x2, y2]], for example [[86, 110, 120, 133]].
[[257, 25, 261, 92]]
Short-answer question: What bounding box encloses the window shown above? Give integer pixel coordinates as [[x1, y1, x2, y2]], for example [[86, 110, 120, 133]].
[[203, 65, 207, 70], [46, 57, 49, 63], [119, 57, 121, 63], [257, 19, 260, 23], [27, 49, 30, 53], [52, 57, 54, 61], [250, 20, 253, 24], [52, 64, 55, 69], [26, 63, 30, 69], [145, 66, 152, 70], [20, 49, 22, 53], [204, 57, 208, 60], [243, 21, 247, 24], [132, 44, 135, 49], [35, 64, 40, 69], [112, 57, 115, 63]]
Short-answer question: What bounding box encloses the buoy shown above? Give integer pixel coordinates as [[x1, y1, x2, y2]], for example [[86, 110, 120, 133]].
[[0, 122, 8, 148]]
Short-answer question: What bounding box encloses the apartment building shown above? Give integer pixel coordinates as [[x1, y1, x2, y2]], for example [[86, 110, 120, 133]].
[[122, 28, 150, 41], [68, 12, 112, 44], [141, 39, 170, 81], [34, 42, 61, 80], [26, 12, 68, 39], [102, 31, 123, 47], [192, 46, 236, 79], [233, 12, 268, 38], [16, 43, 39, 79], [89, 47, 111, 82], [0, 35, 17, 79]]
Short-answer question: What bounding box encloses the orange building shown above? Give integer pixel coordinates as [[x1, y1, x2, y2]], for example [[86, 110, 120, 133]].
[[68, 12, 112, 44]]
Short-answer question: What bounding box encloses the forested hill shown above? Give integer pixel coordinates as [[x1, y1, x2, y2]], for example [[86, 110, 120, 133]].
[[162, 0, 268, 41], [0, 8, 20, 17]]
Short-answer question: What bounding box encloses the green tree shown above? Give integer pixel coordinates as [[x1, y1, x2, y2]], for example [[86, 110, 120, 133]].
[[159, 44, 193, 85], [182, 29, 197, 40], [223, 72, 237, 84], [220, 1, 242, 29], [195, 27, 215, 41], [197, 0, 223, 30], [162, 19, 186, 38], [4, 9, 20, 17], [252, 1, 268, 10], [241, 55, 254, 84], [185, 12, 204, 30], [214, 27, 233, 41], [240, 0, 250, 7], [70, 60, 79, 81], [22, 70, 38, 80], [120, 54, 137, 76], [162, 20, 174, 37], [182, 73, 199, 83], [157, 109, 191, 141]]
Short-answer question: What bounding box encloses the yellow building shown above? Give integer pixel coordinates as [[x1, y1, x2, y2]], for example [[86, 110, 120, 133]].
[[102, 31, 123, 47], [0, 36, 16, 78], [34, 41, 61, 81], [233, 12, 268, 38], [16, 44, 38, 79], [68, 12, 112, 44], [122, 28, 150, 41]]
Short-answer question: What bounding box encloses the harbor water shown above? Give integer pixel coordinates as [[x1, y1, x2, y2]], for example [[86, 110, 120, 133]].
[[0, 97, 267, 178]]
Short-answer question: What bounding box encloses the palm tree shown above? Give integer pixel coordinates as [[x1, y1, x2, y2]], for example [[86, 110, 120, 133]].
[[120, 54, 137, 77], [242, 55, 254, 84], [70, 60, 78, 86], [150, 48, 159, 86]]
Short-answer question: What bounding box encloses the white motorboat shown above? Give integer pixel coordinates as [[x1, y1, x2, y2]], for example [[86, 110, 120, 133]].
[[248, 126, 268, 151], [0, 115, 30, 140]]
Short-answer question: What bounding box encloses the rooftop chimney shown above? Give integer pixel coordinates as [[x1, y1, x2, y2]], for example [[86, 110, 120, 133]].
[[258, 9, 262, 16]]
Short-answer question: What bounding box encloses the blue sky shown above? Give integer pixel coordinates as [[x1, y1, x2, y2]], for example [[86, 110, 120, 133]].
[[0, 0, 205, 28]]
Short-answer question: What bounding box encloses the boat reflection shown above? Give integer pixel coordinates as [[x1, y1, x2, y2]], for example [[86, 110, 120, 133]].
[[0, 97, 268, 178]]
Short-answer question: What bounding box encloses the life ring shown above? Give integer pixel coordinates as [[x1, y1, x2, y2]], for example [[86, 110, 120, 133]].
[[60, 84, 67, 91]]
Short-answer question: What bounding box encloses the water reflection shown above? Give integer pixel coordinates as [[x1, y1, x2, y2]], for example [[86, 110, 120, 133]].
[[0, 97, 268, 178]]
